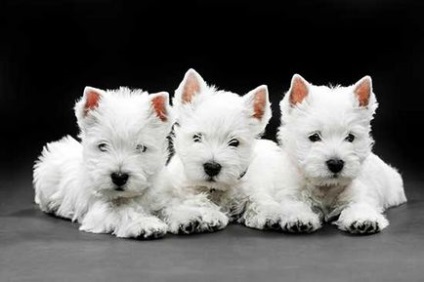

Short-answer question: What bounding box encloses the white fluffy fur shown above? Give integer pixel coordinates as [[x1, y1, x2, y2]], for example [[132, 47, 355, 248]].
[[159, 69, 272, 234], [240, 75, 407, 234], [33, 87, 173, 238]]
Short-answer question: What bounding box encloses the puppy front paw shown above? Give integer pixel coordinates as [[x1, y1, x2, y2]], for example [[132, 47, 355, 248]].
[[115, 217, 167, 239], [335, 205, 389, 235], [241, 204, 282, 230], [280, 220, 317, 233], [167, 207, 229, 235], [80, 220, 113, 235], [280, 211, 321, 234], [197, 208, 229, 233], [346, 220, 382, 234], [241, 201, 321, 233]]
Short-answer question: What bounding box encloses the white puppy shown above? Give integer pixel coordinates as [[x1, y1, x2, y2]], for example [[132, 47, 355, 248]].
[[241, 75, 407, 234], [159, 69, 271, 234], [33, 87, 172, 239]]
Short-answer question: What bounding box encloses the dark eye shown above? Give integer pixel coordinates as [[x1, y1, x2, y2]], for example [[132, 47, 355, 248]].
[[98, 143, 107, 152], [193, 133, 202, 143], [136, 144, 147, 152], [345, 134, 355, 142], [308, 133, 321, 142], [229, 139, 240, 147]]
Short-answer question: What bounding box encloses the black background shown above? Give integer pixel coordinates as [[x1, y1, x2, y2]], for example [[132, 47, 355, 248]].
[[1, 0, 423, 178]]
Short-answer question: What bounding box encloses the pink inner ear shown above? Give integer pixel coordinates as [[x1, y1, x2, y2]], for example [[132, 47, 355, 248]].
[[253, 88, 267, 120], [354, 79, 371, 107], [290, 77, 308, 106], [151, 95, 168, 122], [84, 90, 101, 116], [182, 72, 200, 104]]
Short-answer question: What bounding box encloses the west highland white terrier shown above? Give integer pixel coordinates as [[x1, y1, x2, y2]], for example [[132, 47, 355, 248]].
[[158, 69, 271, 234], [33, 86, 173, 238], [241, 74, 407, 234]]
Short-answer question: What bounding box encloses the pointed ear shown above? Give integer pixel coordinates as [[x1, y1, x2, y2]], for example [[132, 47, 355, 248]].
[[354, 76, 372, 107], [245, 85, 269, 120], [82, 86, 104, 116], [75, 86, 105, 130], [176, 68, 207, 105], [288, 74, 309, 106], [243, 85, 271, 134], [150, 91, 170, 122]]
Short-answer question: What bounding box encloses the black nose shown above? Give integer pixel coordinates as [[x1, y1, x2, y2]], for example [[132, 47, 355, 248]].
[[203, 162, 222, 177], [111, 172, 129, 187], [326, 159, 344, 173]]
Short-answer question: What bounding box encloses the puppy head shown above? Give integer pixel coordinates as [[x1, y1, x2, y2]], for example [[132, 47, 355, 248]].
[[75, 86, 172, 198], [172, 69, 271, 190], [278, 74, 377, 187]]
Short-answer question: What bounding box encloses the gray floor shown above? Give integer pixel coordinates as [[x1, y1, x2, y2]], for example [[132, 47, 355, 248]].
[[1, 166, 423, 282]]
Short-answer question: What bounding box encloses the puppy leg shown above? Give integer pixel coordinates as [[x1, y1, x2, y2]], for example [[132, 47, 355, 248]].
[[80, 201, 167, 239], [334, 202, 388, 234], [114, 214, 167, 239], [334, 179, 389, 234], [240, 196, 284, 231], [162, 195, 229, 235], [241, 193, 321, 233], [278, 199, 322, 233]]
